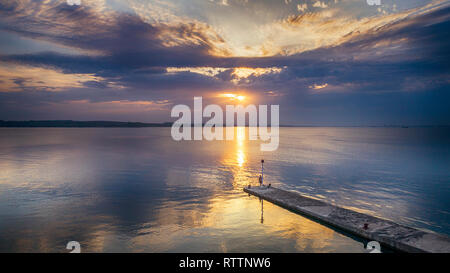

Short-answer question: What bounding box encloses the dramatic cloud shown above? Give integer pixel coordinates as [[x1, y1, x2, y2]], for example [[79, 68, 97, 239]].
[[0, 0, 449, 125]]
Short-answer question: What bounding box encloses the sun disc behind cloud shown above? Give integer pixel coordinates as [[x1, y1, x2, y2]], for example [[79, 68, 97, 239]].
[[220, 93, 246, 102]]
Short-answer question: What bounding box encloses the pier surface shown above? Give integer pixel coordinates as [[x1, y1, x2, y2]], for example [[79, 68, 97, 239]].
[[244, 186, 450, 253]]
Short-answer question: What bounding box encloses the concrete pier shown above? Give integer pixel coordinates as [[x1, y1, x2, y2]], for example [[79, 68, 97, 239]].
[[244, 186, 450, 253]]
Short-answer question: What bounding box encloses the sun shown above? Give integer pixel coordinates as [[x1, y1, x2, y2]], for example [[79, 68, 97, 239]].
[[220, 93, 246, 102]]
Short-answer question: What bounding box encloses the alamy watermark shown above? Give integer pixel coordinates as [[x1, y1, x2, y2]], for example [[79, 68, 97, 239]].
[[366, 241, 381, 253], [66, 241, 81, 253], [171, 97, 279, 151]]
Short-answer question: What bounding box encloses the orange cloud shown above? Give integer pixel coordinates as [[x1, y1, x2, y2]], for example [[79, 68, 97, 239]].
[[309, 83, 328, 90], [0, 62, 111, 92], [166, 66, 284, 84]]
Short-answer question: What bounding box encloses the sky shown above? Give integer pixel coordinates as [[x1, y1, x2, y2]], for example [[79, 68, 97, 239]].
[[0, 0, 449, 125]]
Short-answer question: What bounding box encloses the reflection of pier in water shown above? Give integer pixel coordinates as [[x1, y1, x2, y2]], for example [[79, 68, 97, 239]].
[[260, 198, 263, 224]]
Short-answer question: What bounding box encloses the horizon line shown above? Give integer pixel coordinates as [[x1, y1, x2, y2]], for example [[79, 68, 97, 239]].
[[0, 120, 449, 128]]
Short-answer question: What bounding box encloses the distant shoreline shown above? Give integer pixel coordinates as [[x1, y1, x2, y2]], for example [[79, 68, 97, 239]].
[[0, 120, 449, 128], [0, 120, 172, 128]]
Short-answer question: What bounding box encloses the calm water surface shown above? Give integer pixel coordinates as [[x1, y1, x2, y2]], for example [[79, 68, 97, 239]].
[[0, 127, 449, 252]]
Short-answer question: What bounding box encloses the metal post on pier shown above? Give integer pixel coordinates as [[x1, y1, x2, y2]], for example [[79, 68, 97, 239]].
[[261, 159, 264, 186]]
